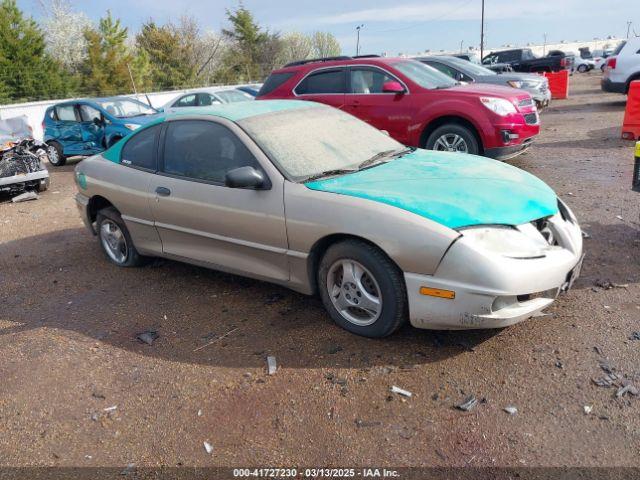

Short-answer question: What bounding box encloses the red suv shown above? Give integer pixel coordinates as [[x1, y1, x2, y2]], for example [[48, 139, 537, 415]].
[[257, 56, 540, 160]]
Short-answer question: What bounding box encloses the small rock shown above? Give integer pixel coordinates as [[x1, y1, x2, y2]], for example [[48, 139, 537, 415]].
[[629, 332, 640, 341], [103, 405, 117, 413], [355, 419, 381, 428], [327, 345, 343, 354], [583, 405, 593, 415], [503, 406, 518, 415], [136, 331, 158, 346], [203, 441, 213, 454]]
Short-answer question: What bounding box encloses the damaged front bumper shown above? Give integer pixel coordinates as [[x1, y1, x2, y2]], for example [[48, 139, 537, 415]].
[[0, 170, 50, 193], [405, 209, 583, 330]]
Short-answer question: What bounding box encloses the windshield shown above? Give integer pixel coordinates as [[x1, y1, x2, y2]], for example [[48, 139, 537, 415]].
[[392, 60, 457, 89], [216, 90, 254, 103], [96, 98, 157, 118], [239, 105, 404, 182], [448, 57, 496, 76]]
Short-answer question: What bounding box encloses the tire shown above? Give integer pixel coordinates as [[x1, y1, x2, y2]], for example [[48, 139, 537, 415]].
[[96, 207, 144, 267], [37, 177, 50, 192], [577, 64, 588, 73], [317, 240, 407, 338], [425, 124, 479, 155], [46, 141, 66, 167]]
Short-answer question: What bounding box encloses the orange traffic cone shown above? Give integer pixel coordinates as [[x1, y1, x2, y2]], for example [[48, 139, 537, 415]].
[[544, 70, 570, 100], [622, 81, 640, 141]]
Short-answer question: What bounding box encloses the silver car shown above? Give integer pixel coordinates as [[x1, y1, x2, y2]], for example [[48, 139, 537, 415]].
[[74, 100, 583, 337]]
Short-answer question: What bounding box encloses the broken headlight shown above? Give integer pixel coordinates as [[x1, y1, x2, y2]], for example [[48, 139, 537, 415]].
[[460, 225, 549, 259]]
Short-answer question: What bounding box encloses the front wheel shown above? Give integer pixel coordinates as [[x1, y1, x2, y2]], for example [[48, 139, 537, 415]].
[[577, 64, 588, 73], [96, 207, 144, 267], [317, 240, 407, 338], [425, 124, 479, 155]]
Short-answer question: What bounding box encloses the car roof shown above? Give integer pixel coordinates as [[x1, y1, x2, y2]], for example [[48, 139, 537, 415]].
[[164, 99, 319, 122], [274, 56, 410, 73]]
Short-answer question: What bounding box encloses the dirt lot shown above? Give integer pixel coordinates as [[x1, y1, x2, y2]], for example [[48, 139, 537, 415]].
[[1, 73, 639, 472]]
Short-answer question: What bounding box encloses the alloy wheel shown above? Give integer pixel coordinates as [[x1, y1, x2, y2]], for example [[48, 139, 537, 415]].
[[433, 133, 469, 153], [326, 259, 382, 326], [100, 220, 128, 264]]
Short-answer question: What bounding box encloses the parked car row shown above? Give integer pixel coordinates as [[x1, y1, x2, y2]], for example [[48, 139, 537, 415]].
[[481, 48, 573, 73]]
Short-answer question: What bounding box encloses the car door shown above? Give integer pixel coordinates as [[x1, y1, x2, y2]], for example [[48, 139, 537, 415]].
[[197, 93, 222, 106], [293, 67, 347, 109], [344, 66, 416, 145], [173, 94, 198, 108], [77, 103, 106, 152], [53, 104, 83, 154], [149, 118, 289, 281]]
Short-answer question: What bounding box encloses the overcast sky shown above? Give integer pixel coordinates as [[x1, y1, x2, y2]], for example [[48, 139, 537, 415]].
[[18, 0, 639, 55]]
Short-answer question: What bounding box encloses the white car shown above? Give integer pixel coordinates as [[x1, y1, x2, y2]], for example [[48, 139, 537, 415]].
[[602, 38, 640, 94], [161, 89, 254, 112], [575, 57, 595, 73]]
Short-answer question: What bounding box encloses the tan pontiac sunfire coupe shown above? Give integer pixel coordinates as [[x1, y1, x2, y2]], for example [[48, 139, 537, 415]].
[[74, 100, 583, 337]]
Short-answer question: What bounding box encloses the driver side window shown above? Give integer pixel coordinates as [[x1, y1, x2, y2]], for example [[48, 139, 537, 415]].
[[162, 120, 260, 184]]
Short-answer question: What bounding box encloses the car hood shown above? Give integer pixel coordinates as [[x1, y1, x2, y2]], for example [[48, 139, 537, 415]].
[[477, 73, 544, 84], [305, 149, 558, 229]]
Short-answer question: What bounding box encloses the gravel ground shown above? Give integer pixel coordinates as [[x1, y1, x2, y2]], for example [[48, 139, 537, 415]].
[[1, 73, 639, 471]]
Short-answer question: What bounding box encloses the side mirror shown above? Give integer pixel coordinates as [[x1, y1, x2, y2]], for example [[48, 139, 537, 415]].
[[382, 81, 405, 94], [225, 166, 267, 189]]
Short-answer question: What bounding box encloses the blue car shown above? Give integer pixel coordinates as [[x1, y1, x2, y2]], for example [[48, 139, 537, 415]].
[[43, 97, 160, 166]]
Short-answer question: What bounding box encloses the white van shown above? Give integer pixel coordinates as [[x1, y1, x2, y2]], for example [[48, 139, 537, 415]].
[[602, 38, 640, 94]]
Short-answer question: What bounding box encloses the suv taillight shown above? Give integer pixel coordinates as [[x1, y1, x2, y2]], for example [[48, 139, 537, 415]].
[[606, 57, 617, 69], [560, 58, 568, 68]]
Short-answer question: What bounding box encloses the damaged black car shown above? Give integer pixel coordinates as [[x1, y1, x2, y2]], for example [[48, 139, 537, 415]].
[[0, 115, 50, 196]]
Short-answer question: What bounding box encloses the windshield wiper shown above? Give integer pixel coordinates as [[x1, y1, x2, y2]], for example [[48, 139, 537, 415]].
[[303, 168, 358, 183], [358, 147, 416, 170]]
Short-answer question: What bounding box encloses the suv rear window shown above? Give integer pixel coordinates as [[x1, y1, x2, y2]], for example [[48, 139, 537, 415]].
[[612, 41, 627, 56], [258, 72, 294, 96], [295, 69, 346, 95]]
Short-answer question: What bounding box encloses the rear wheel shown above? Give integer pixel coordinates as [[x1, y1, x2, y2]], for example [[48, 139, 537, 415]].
[[317, 240, 407, 338], [46, 142, 66, 167], [425, 124, 479, 155], [96, 207, 144, 267], [577, 64, 588, 73]]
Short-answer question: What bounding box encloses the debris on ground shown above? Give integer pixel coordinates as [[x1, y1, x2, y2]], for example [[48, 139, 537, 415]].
[[583, 405, 593, 415], [355, 419, 381, 428], [616, 215, 623, 221], [581, 230, 591, 239], [11, 191, 38, 203], [327, 345, 343, 354], [136, 331, 158, 346], [197, 409, 203, 417], [592, 373, 622, 388], [555, 360, 564, 369], [629, 332, 640, 341], [503, 406, 518, 415], [203, 441, 213, 454], [455, 395, 478, 412], [267, 356, 277, 375], [193, 327, 239, 352], [616, 384, 639, 398], [390, 385, 412, 398], [265, 293, 284, 304], [594, 280, 629, 290], [103, 405, 117, 412]]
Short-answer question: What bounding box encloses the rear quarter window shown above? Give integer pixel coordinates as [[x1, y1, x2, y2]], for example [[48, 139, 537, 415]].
[[120, 125, 160, 171], [258, 72, 295, 96]]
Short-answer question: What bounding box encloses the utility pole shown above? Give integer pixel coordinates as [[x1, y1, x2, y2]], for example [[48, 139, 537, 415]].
[[356, 24, 364, 56], [543, 33, 547, 56], [460, 40, 464, 53], [480, 0, 485, 60], [627, 21, 633, 39]]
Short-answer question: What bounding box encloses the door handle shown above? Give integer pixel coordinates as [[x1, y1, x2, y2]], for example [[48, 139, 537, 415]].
[[155, 186, 171, 197]]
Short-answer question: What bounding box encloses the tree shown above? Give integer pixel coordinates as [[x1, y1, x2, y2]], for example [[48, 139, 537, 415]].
[[39, 0, 91, 72], [311, 31, 342, 58], [80, 11, 151, 96], [0, 0, 72, 102], [278, 32, 313, 66], [221, 5, 282, 82], [136, 16, 225, 89]]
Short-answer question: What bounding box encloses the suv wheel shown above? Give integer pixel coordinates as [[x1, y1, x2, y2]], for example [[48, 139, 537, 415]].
[[317, 240, 407, 338], [426, 124, 479, 155], [577, 64, 588, 73], [46, 142, 66, 167]]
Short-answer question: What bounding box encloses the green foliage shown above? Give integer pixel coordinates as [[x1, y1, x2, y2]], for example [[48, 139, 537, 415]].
[[80, 11, 151, 96], [0, 0, 73, 102], [311, 31, 342, 58]]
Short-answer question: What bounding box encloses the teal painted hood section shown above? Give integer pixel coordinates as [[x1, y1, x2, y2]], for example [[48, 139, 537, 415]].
[[305, 150, 558, 229]]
